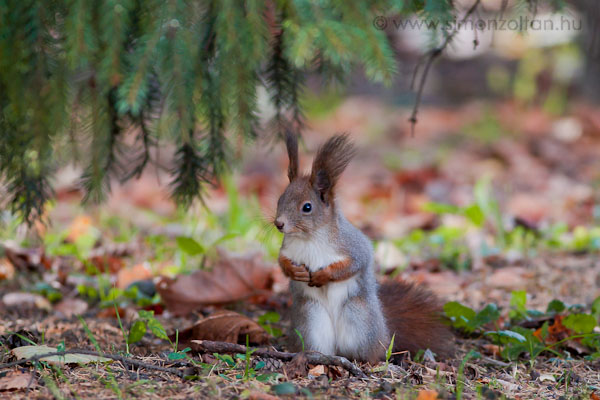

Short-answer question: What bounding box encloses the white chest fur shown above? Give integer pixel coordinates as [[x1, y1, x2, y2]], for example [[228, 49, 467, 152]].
[[280, 231, 346, 272], [281, 232, 360, 355]]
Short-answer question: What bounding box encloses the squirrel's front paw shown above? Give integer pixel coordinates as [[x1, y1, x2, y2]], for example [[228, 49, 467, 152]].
[[308, 269, 330, 287], [288, 263, 310, 282], [279, 255, 310, 282]]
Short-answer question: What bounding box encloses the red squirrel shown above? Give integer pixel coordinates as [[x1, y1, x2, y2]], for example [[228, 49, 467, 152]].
[[274, 132, 452, 364]]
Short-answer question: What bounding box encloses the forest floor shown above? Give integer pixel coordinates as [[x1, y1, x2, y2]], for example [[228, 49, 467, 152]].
[[1, 97, 600, 399]]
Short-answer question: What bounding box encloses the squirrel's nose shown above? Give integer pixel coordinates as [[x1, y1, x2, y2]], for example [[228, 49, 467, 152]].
[[274, 220, 285, 231]]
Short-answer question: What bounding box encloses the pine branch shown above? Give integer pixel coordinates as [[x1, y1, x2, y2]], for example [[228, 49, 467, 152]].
[[171, 140, 210, 207]]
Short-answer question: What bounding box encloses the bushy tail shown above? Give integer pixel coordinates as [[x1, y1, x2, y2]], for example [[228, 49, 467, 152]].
[[378, 280, 453, 358]]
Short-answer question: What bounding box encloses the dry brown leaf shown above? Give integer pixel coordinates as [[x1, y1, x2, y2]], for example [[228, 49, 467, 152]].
[[90, 255, 124, 274], [534, 315, 569, 342], [156, 249, 277, 315], [416, 389, 438, 400], [4, 244, 52, 271], [2, 292, 51, 311], [177, 310, 269, 347], [284, 352, 309, 379], [67, 215, 93, 242], [0, 258, 15, 280], [116, 263, 153, 289], [486, 267, 529, 290], [308, 364, 326, 377], [248, 391, 279, 400], [0, 370, 34, 391], [54, 298, 88, 318], [481, 344, 502, 357]]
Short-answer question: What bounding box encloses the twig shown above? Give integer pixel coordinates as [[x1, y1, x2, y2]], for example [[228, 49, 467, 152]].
[[480, 356, 511, 368], [409, 0, 482, 136], [191, 340, 367, 378], [0, 350, 186, 378]]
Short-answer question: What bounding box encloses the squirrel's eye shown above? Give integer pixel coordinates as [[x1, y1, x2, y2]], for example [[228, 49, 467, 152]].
[[302, 202, 312, 213]]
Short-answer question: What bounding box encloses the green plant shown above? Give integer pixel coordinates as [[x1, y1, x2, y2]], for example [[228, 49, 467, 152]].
[[116, 304, 130, 355], [455, 349, 481, 400], [449, 295, 600, 366], [384, 333, 395, 374], [444, 302, 500, 334], [258, 312, 282, 338], [294, 328, 305, 353], [126, 310, 169, 346], [242, 335, 258, 381], [78, 316, 102, 353]]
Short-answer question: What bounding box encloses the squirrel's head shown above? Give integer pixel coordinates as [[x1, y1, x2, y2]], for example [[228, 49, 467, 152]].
[[274, 132, 355, 236]]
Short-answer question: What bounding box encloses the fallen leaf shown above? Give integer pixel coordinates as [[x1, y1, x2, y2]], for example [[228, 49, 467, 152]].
[[416, 390, 438, 400], [2, 292, 51, 311], [284, 352, 308, 379], [89, 255, 124, 274], [66, 215, 93, 242], [375, 241, 407, 271], [11, 345, 111, 365], [495, 378, 519, 392], [481, 344, 501, 357], [534, 315, 570, 343], [3, 243, 52, 271], [156, 249, 277, 315], [117, 263, 153, 289], [97, 307, 125, 319], [0, 258, 15, 280], [178, 310, 269, 347], [0, 370, 34, 391], [539, 374, 556, 383], [248, 391, 279, 400], [308, 364, 326, 378], [54, 298, 88, 318], [486, 267, 529, 290]]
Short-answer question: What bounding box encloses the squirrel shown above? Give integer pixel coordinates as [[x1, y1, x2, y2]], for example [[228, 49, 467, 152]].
[[274, 132, 452, 364]]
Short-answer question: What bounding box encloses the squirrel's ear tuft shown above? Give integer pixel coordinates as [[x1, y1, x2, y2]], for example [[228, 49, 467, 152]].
[[285, 130, 299, 182], [310, 134, 355, 204]]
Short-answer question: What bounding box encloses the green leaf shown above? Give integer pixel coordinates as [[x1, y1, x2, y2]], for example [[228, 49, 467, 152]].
[[592, 296, 600, 319], [463, 204, 485, 226], [509, 290, 528, 319], [496, 326, 545, 361], [11, 345, 111, 365], [386, 333, 395, 362], [444, 301, 476, 331], [470, 304, 500, 329], [563, 314, 597, 334], [258, 311, 282, 337], [485, 330, 527, 343], [138, 310, 154, 319], [421, 202, 460, 215], [175, 236, 205, 256], [272, 382, 297, 395], [258, 311, 281, 324], [546, 299, 566, 314], [168, 352, 187, 360], [214, 353, 235, 367], [127, 320, 147, 344], [147, 318, 169, 340], [256, 373, 281, 383]]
